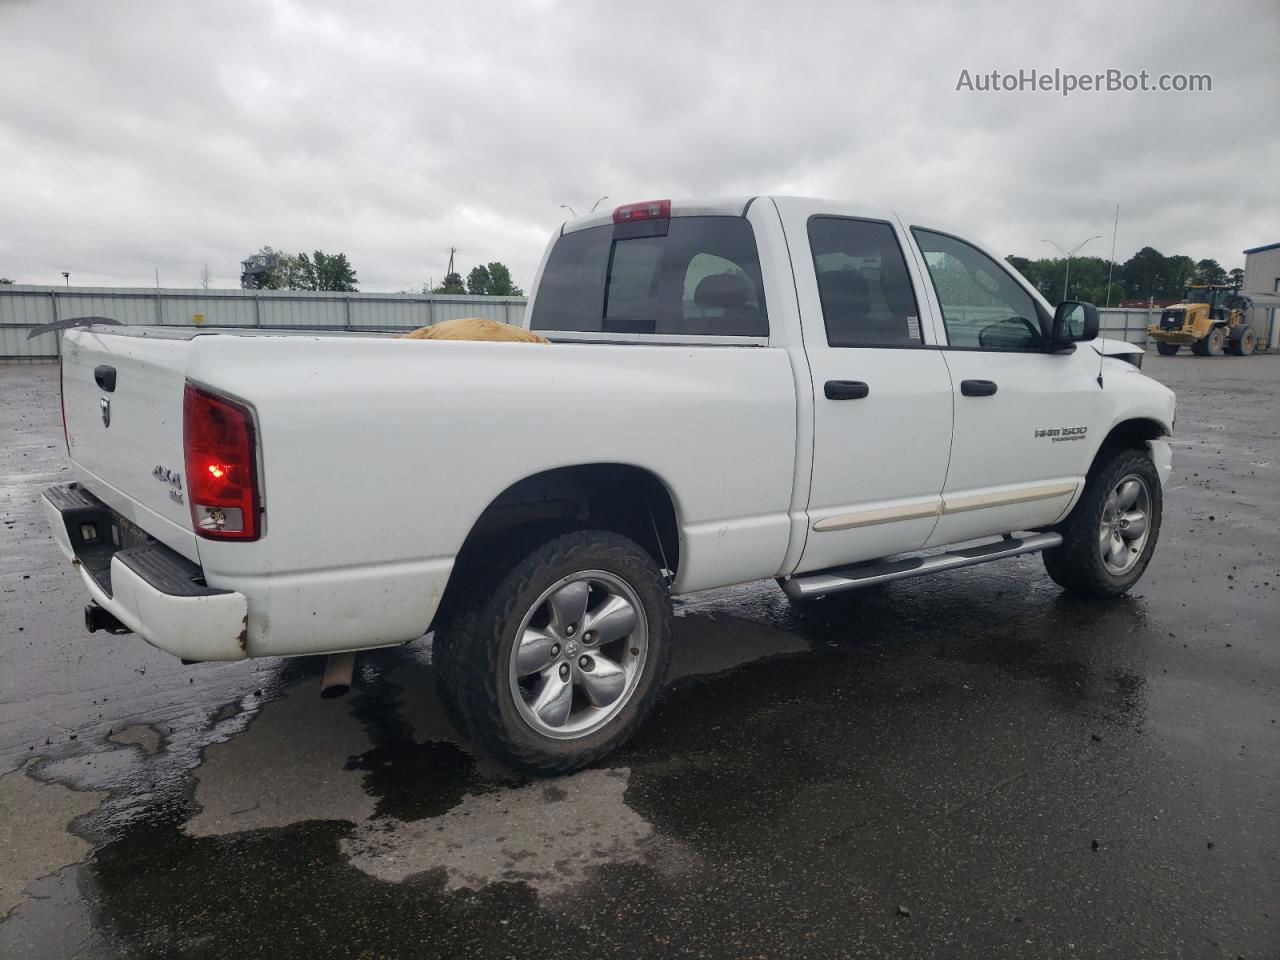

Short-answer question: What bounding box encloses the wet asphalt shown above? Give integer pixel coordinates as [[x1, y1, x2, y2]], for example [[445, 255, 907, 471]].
[[1, 355, 1277, 959]]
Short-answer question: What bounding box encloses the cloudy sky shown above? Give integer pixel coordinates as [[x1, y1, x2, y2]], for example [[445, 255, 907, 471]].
[[1, 0, 1277, 291]]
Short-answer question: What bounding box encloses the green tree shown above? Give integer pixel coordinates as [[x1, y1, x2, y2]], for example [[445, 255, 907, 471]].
[[0, 277, 13, 284], [256, 247, 357, 291], [312, 251, 358, 291], [277, 252, 317, 290], [433, 272, 466, 294], [1120, 247, 1169, 301], [484, 261, 523, 296], [466, 265, 492, 295], [1228, 267, 1245, 292], [1195, 258, 1228, 286]]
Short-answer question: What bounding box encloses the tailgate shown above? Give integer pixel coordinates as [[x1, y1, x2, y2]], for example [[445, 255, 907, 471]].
[[62, 329, 197, 556]]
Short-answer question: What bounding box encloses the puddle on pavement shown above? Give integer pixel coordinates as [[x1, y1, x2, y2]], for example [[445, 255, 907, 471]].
[[184, 682, 381, 837], [0, 760, 105, 917], [342, 766, 695, 897], [107, 723, 163, 756]]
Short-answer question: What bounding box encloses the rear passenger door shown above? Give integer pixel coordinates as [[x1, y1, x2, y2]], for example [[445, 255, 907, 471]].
[[777, 202, 955, 574]]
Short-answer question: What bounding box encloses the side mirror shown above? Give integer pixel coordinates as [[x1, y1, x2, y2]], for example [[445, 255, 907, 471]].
[[1052, 300, 1099, 344]]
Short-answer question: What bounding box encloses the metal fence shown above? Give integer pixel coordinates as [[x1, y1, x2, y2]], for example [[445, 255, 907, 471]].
[[1, 284, 1162, 361], [1097, 308, 1157, 346], [0, 285, 528, 360]]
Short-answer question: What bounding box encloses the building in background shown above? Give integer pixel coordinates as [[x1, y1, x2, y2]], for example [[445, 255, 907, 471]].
[[1243, 241, 1280, 351]]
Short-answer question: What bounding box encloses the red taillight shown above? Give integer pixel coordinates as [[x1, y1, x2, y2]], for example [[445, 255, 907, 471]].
[[183, 383, 261, 541], [59, 354, 69, 453], [613, 199, 671, 223]]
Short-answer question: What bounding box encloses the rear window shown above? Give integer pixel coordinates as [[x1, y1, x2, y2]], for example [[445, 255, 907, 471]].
[[530, 217, 768, 337]]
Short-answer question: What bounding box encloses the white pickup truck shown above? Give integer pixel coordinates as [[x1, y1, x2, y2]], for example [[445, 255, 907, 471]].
[[43, 196, 1175, 773]]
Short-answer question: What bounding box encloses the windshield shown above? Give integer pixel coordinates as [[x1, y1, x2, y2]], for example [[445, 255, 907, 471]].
[[1184, 286, 1222, 307]]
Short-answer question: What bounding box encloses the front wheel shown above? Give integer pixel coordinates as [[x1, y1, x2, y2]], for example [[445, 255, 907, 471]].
[[1155, 341, 1180, 356], [1043, 447, 1163, 597], [1229, 326, 1257, 356], [439, 529, 672, 774], [1193, 326, 1226, 356]]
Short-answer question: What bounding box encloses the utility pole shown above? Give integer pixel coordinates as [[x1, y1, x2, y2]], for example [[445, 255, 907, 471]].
[[1105, 205, 1120, 307], [445, 247, 456, 280]]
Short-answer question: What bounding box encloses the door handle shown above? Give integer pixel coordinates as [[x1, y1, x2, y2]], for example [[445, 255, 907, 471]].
[[824, 380, 870, 400], [960, 379, 997, 397], [94, 365, 117, 392]]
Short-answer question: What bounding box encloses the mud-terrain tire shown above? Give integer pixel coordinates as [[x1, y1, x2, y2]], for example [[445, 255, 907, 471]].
[[1193, 326, 1226, 356], [1228, 325, 1257, 356], [1043, 446, 1162, 598], [442, 529, 672, 774], [1155, 342, 1180, 356]]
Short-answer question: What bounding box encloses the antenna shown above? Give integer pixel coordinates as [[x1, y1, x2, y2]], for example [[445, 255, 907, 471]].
[[1105, 205, 1120, 307]]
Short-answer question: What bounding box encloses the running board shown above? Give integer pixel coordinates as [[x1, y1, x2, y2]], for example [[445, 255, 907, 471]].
[[780, 532, 1063, 600]]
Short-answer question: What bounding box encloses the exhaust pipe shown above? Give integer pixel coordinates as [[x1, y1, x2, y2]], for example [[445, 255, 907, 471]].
[[320, 652, 356, 699], [84, 603, 130, 635]]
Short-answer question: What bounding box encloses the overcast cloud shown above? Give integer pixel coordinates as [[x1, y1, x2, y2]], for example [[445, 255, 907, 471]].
[[1, 0, 1277, 291]]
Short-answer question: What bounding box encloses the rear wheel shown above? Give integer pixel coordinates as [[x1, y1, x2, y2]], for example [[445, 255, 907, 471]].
[[1155, 341, 1180, 356], [436, 529, 672, 774], [1229, 326, 1257, 356], [1043, 447, 1162, 597]]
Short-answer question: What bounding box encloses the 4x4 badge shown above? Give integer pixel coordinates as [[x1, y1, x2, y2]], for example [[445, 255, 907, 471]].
[[100, 397, 110, 428]]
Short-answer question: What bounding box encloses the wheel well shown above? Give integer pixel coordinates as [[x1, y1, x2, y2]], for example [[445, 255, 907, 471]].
[[432, 464, 680, 630], [1094, 418, 1167, 468]]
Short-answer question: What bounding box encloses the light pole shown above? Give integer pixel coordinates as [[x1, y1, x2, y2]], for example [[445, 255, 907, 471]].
[[559, 204, 577, 217], [589, 195, 609, 212], [1043, 236, 1101, 302], [61, 271, 70, 286]]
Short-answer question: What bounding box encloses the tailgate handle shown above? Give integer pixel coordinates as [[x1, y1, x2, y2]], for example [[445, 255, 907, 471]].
[[960, 379, 998, 397], [94, 365, 117, 392], [824, 380, 870, 400]]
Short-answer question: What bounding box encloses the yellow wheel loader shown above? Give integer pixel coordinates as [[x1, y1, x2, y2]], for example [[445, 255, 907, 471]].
[[1148, 284, 1259, 356]]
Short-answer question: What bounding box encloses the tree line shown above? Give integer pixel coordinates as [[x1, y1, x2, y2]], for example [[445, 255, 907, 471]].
[[250, 247, 360, 291], [245, 247, 524, 297], [1006, 248, 1245, 305], [429, 262, 524, 297]]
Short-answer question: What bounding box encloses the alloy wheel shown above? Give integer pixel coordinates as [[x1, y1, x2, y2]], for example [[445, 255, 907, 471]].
[[1099, 474, 1151, 575], [507, 570, 648, 739]]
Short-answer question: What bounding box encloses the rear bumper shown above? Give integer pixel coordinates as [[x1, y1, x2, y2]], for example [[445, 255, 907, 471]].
[[42, 484, 248, 661]]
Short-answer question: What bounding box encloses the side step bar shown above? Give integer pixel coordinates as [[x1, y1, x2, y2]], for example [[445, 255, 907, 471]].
[[780, 532, 1063, 600]]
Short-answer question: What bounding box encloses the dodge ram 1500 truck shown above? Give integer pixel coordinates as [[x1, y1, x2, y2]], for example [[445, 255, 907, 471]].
[[43, 196, 1175, 773]]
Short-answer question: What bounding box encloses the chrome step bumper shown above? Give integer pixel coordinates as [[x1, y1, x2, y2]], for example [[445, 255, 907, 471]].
[[780, 532, 1064, 600]]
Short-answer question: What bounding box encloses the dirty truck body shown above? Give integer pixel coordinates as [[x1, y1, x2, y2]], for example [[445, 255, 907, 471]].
[[44, 196, 1177, 772]]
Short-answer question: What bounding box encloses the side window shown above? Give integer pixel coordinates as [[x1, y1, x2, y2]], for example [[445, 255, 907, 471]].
[[531, 217, 768, 337], [912, 228, 1045, 351], [807, 217, 922, 347]]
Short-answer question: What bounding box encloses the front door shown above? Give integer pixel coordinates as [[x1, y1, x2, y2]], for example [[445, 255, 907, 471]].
[[905, 225, 1100, 547], [778, 203, 955, 574]]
